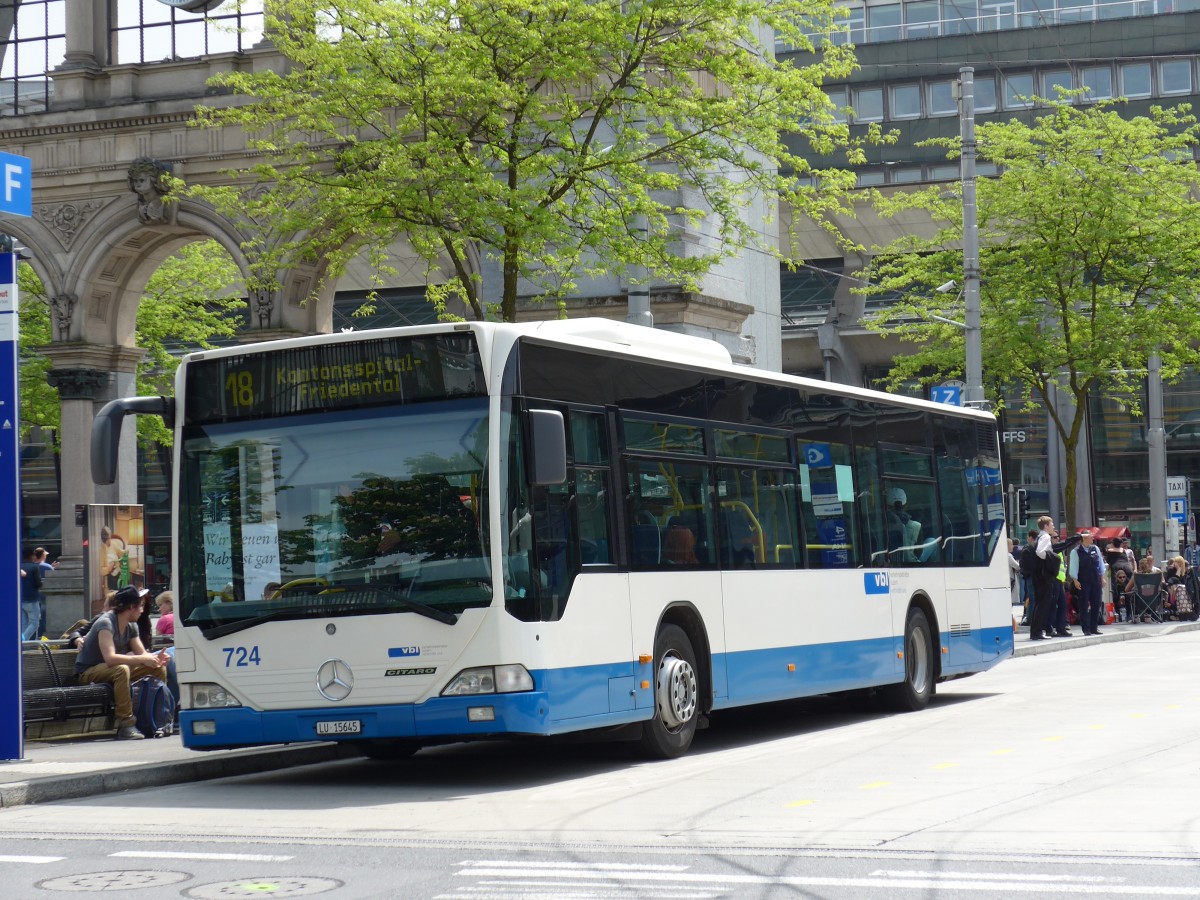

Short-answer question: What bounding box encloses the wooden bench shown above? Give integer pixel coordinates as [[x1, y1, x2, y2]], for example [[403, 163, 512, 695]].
[[21, 643, 115, 735]]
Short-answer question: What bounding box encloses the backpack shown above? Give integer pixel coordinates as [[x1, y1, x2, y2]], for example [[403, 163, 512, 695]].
[[1167, 582, 1193, 616], [1019, 545, 1039, 578], [130, 675, 175, 738]]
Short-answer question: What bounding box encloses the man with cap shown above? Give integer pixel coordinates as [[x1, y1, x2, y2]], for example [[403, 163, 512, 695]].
[[74, 585, 171, 740]]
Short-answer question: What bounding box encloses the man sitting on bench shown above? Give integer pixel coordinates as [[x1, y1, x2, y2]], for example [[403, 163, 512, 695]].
[[75, 585, 171, 741]]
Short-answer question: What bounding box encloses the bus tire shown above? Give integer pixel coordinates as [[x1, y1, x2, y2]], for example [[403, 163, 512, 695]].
[[356, 739, 421, 761], [879, 606, 935, 712], [640, 624, 699, 759]]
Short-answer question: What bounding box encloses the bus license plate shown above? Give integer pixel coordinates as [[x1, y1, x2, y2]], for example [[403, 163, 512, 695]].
[[316, 720, 361, 735]]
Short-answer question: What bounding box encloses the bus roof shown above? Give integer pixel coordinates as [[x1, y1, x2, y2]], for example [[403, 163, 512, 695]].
[[182, 318, 994, 423]]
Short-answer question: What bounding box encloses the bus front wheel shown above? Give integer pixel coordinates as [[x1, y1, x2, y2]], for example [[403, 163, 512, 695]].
[[879, 606, 935, 712], [640, 624, 699, 759]]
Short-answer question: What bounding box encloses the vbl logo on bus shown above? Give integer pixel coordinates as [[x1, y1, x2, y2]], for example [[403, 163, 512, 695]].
[[864, 573, 890, 595]]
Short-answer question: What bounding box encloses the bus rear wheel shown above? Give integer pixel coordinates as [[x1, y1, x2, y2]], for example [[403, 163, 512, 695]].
[[640, 624, 699, 759], [879, 607, 935, 712], [356, 739, 421, 761]]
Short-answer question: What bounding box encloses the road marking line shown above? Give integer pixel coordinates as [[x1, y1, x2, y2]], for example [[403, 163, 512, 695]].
[[859, 781, 891, 789], [111, 850, 293, 862], [461, 861, 688, 872], [872, 869, 1109, 883], [0, 855, 62, 864], [1043, 735, 1064, 742], [786, 799, 815, 807], [455, 866, 1200, 894]]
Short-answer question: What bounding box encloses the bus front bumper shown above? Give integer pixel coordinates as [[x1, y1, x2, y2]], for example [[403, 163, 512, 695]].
[[181, 691, 552, 750]]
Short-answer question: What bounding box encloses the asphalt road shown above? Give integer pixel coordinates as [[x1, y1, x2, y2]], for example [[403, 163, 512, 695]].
[[2, 629, 1200, 898]]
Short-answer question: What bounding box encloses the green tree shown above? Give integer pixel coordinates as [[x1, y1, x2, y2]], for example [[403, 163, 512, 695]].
[[17, 264, 59, 440], [133, 240, 246, 445], [189, 0, 862, 322], [866, 100, 1200, 528], [18, 240, 245, 446]]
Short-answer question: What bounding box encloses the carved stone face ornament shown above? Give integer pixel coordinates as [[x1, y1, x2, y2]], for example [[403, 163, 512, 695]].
[[126, 157, 173, 225]]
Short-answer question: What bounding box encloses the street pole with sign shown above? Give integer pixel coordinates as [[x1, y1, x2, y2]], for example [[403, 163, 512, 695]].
[[1, 150, 31, 761]]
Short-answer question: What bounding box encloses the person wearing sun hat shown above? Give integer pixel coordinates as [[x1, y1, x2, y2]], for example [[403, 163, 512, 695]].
[[74, 585, 171, 740]]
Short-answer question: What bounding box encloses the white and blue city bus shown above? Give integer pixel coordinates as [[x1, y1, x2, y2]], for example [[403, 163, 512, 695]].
[[92, 318, 1013, 759]]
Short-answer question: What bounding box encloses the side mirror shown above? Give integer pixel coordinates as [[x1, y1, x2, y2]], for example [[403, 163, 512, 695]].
[[528, 409, 566, 486]]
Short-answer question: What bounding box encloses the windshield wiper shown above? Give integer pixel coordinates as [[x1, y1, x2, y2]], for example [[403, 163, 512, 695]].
[[355, 585, 459, 625], [199, 585, 458, 640], [203, 608, 300, 640]]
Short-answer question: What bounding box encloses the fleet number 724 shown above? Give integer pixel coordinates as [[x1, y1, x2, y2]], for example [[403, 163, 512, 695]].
[[222, 646, 262, 667]]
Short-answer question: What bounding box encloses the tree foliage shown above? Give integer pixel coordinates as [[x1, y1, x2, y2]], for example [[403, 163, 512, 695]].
[[189, 0, 863, 322], [18, 240, 245, 446], [133, 240, 246, 445], [17, 264, 58, 440], [865, 100, 1200, 526]]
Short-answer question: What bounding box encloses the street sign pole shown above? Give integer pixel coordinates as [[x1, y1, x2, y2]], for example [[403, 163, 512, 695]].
[[0, 249, 22, 761]]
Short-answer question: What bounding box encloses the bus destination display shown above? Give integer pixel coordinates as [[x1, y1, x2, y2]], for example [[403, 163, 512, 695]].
[[184, 333, 484, 424]]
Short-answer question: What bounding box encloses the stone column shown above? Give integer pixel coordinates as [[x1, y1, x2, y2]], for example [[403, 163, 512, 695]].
[[41, 367, 106, 634], [61, 0, 107, 70], [39, 345, 145, 633]]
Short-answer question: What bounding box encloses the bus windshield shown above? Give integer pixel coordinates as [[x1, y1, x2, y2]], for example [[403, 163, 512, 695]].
[[178, 397, 490, 635]]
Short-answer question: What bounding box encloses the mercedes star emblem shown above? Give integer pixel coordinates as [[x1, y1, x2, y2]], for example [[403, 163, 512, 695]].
[[316, 658, 354, 702]]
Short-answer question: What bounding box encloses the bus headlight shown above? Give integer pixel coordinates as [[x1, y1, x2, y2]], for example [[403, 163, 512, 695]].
[[441, 665, 533, 696], [188, 683, 242, 709]]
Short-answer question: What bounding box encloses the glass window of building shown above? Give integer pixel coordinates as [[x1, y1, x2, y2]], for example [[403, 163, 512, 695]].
[[1005, 74, 1034, 108], [975, 76, 998, 111], [904, 0, 941, 36], [1017, 0, 1048, 27], [853, 86, 884, 121], [944, 0, 980, 33], [979, 0, 1017, 29], [1, 0, 65, 116], [1056, 0, 1094, 21], [846, 6, 866, 44], [1081, 65, 1113, 100], [1119, 62, 1152, 98], [889, 166, 924, 183], [928, 80, 957, 115], [889, 83, 922, 118], [929, 163, 960, 180], [867, 3, 903, 40], [111, 1, 265, 65], [1159, 59, 1193, 95], [1042, 69, 1073, 101], [826, 87, 849, 123], [1097, 0, 1135, 16], [857, 170, 886, 186]]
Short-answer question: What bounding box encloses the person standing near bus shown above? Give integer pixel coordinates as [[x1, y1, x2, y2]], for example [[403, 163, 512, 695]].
[[1070, 530, 1105, 635], [1030, 517, 1082, 640]]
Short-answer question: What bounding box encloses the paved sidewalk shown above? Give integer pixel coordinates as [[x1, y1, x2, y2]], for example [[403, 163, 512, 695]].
[[1011, 613, 1200, 656], [3, 618, 1197, 811], [0, 735, 359, 810]]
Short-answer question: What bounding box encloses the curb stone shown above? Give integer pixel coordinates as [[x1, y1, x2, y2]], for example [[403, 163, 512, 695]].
[[0, 742, 361, 809], [1013, 619, 1200, 657]]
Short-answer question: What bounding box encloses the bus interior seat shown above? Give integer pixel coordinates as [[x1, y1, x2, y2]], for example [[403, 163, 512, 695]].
[[631, 523, 660, 565]]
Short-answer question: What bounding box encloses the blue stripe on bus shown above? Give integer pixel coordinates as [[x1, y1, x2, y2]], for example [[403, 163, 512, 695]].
[[180, 627, 1015, 749]]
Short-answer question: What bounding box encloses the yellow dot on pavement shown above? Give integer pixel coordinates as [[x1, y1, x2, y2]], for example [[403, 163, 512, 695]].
[[1088, 724, 1105, 730], [991, 748, 1014, 755], [1165, 705, 1182, 710], [860, 781, 891, 790], [1130, 713, 1145, 719], [1043, 735, 1064, 742], [787, 799, 815, 807], [241, 886, 280, 894]]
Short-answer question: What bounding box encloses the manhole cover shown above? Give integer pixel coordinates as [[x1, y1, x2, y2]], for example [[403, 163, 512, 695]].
[[185, 877, 344, 898], [38, 870, 191, 892]]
